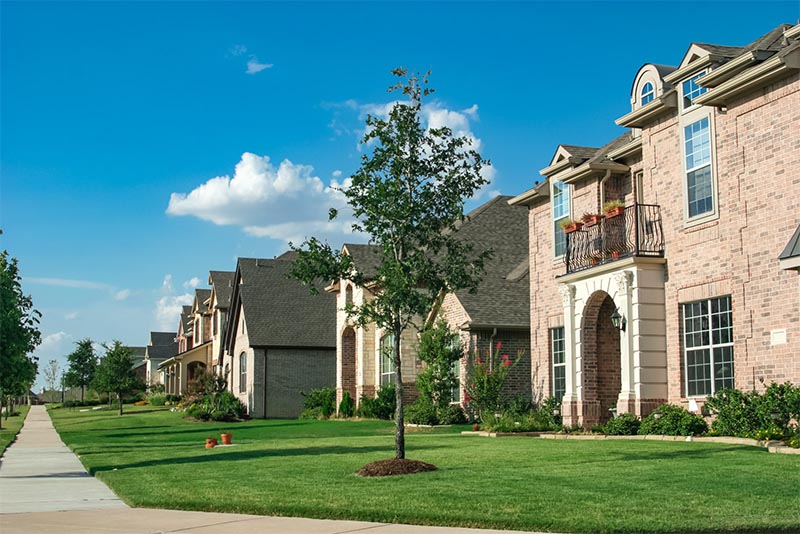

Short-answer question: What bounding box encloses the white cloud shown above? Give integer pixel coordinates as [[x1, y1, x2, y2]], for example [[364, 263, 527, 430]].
[[27, 277, 112, 290], [167, 153, 357, 244], [230, 44, 247, 56], [114, 289, 131, 301], [332, 170, 342, 178], [246, 57, 272, 74], [161, 274, 174, 293], [183, 277, 201, 289], [65, 311, 79, 320], [155, 294, 194, 331]]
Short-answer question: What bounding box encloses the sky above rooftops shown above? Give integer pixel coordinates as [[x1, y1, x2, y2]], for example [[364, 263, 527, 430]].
[[1, 1, 797, 390]]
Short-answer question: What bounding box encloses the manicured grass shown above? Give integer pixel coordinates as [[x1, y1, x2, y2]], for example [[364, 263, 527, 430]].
[[0, 404, 30, 456], [50, 406, 800, 533]]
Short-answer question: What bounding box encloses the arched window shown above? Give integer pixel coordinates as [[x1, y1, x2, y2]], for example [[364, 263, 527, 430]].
[[380, 334, 396, 387], [239, 352, 247, 393], [641, 82, 655, 105], [345, 284, 354, 306]]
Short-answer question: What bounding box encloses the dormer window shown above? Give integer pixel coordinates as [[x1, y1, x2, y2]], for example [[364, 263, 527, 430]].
[[681, 72, 707, 110], [552, 181, 570, 258], [641, 82, 655, 105]]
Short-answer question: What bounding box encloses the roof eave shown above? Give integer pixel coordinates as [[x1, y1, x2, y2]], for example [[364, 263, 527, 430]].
[[699, 50, 771, 87], [607, 137, 643, 161], [663, 54, 721, 84], [693, 46, 800, 107], [562, 161, 631, 185], [615, 91, 678, 128]]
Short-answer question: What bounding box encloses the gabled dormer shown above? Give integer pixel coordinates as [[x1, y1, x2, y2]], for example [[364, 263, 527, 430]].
[[616, 63, 678, 128]]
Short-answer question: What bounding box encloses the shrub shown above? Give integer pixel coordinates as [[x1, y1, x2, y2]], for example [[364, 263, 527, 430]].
[[437, 404, 467, 425], [464, 342, 520, 423], [406, 398, 438, 425], [338, 391, 354, 418], [150, 395, 167, 406], [62, 400, 101, 408], [416, 319, 462, 410], [639, 404, 707, 436], [603, 413, 641, 435], [299, 407, 324, 420], [357, 385, 395, 420], [705, 383, 800, 439], [186, 390, 247, 422], [485, 411, 557, 433], [301, 387, 335, 418], [166, 394, 182, 403]]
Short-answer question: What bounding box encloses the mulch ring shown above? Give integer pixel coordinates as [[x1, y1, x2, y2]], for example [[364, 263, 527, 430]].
[[355, 458, 438, 477]]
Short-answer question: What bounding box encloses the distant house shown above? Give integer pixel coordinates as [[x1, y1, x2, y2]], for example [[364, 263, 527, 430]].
[[223, 254, 336, 418], [431, 195, 532, 403], [208, 270, 235, 375], [142, 331, 178, 386], [161, 290, 214, 395], [129, 346, 147, 382]]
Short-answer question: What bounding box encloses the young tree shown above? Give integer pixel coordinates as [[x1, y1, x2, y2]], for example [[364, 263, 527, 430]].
[[417, 319, 463, 410], [0, 251, 41, 428], [43, 359, 61, 397], [63, 338, 97, 402], [93, 341, 144, 415], [291, 69, 491, 459]]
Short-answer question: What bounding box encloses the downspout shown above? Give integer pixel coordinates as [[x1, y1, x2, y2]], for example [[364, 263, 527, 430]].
[[488, 327, 497, 373], [598, 169, 613, 211]]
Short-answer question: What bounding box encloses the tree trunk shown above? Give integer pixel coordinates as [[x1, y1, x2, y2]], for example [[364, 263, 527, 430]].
[[81, 385, 85, 403], [118, 392, 123, 416], [393, 324, 405, 460]]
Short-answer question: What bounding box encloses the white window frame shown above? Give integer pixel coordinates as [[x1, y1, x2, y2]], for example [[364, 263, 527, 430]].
[[551, 180, 570, 259], [239, 352, 247, 393], [682, 296, 734, 398], [551, 327, 566, 402], [449, 334, 462, 404], [640, 81, 655, 106], [380, 334, 396, 387], [680, 111, 718, 225], [680, 71, 708, 113]]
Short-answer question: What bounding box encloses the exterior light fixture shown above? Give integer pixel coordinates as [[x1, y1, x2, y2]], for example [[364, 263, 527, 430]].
[[610, 308, 626, 332]]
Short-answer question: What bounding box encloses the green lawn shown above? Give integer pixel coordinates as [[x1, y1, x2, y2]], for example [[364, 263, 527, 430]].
[[0, 404, 30, 455], [49, 405, 800, 533]]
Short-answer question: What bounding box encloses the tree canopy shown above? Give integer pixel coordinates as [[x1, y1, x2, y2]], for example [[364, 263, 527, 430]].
[[0, 251, 41, 426], [291, 69, 491, 459], [64, 338, 97, 402], [93, 341, 144, 415]]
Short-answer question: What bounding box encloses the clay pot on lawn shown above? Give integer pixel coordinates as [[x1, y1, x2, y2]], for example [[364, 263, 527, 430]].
[[220, 432, 233, 445], [205, 437, 218, 449]]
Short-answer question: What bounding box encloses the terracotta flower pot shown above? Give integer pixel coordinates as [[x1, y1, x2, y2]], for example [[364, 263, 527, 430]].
[[205, 438, 218, 449], [605, 206, 625, 218], [220, 433, 232, 445], [562, 222, 583, 234]]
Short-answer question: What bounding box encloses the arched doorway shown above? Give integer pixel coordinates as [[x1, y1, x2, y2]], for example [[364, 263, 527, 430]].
[[341, 327, 357, 401], [187, 361, 206, 381], [580, 291, 621, 427]]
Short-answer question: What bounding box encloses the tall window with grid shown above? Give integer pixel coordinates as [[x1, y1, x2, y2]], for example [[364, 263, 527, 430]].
[[552, 182, 569, 257], [380, 334, 396, 387], [551, 327, 566, 402], [683, 296, 733, 397]]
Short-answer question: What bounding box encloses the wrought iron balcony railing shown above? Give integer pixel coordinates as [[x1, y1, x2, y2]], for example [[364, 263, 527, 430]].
[[564, 203, 664, 274]]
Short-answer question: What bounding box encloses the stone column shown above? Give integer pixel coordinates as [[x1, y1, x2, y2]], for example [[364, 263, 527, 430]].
[[559, 284, 579, 426], [614, 270, 637, 414]]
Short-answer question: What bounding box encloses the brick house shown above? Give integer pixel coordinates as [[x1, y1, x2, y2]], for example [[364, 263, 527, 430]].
[[510, 24, 800, 428], [223, 254, 336, 418], [142, 331, 177, 387], [161, 290, 214, 395]]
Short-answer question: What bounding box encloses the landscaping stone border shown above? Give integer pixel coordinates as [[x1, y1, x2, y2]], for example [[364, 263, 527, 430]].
[[460, 430, 800, 454]]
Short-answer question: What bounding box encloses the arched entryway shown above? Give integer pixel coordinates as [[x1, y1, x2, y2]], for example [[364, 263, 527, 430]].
[[580, 291, 621, 427], [187, 361, 206, 381], [341, 327, 357, 401]]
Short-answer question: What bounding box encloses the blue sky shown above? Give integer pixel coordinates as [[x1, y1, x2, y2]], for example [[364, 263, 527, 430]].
[[2, 1, 798, 389]]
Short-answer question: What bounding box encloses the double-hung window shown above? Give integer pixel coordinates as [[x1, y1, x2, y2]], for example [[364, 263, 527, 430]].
[[552, 181, 570, 257], [681, 73, 707, 110], [380, 334, 396, 387], [684, 117, 713, 218], [551, 327, 566, 402], [683, 296, 734, 397], [449, 335, 461, 404]]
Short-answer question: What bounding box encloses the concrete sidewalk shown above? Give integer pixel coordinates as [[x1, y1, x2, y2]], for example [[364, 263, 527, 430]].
[[0, 406, 536, 534]]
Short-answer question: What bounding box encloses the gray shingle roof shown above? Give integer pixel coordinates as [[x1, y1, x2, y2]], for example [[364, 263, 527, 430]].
[[195, 288, 212, 313], [343, 243, 382, 279], [450, 195, 530, 328], [779, 224, 800, 260], [150, 331, 175, 346], [146, 332, 177, 360], [180, 305, 193, 332], [209, 271, 235, 309], [560, 145, 599, 161], [236, 257, 336, 348]]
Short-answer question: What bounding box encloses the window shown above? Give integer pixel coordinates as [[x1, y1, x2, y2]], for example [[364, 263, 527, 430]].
[[449, 335, 462, 404], [345, 284, 353, 306], [552, 181, 570, 257], [551, 327, 566, 402], [380, 334, 396, 387], [194, 319, 200, 344], [684, 117, 713, 218], [641, 82, 655, 105], [213, 311, 218, 336], [681, 73, 707, 110], [239, 352, 247, 393], [683, 296, 733, 397]]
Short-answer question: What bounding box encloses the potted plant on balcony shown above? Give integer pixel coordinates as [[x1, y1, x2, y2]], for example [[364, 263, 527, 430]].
[[559, 218, 583, 234], [603, 199, 626, 218], [581, 212, 604, 227]]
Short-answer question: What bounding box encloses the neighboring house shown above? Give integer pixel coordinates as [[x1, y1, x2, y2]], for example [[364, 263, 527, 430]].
[[208, 270, 235, 375], [161, 291, 214, 395], [329, 244, 423, 409], [510, 23, 800, 427], [142, 331, 178, 386], [223, 254, 336, 418], [129, 346, 147, 382], [430, 195, 531, 403]]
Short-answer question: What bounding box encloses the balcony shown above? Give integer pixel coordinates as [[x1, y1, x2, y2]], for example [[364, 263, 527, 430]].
[[565, 204, 664, 275]]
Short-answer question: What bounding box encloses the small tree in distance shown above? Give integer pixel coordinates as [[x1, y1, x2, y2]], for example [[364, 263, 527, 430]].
[[93, 341, 144, 415], [43, 359, 61, 399], [64, 338, 97, 402], [291, 69, 491, 461]]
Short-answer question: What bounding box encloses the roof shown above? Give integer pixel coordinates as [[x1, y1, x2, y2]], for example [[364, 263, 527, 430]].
[[150, 331, 175, 346], [146, 332, 177, 360], [779, 224, 800, 261], [195, 289, 212, 313], [209, 271, 235, 309], [559, 145, 599, 161], [449, 195, 530, 329], [234, 257, 336, 348], [180, 305, 193, 333], [342, 243, 382, 279]]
